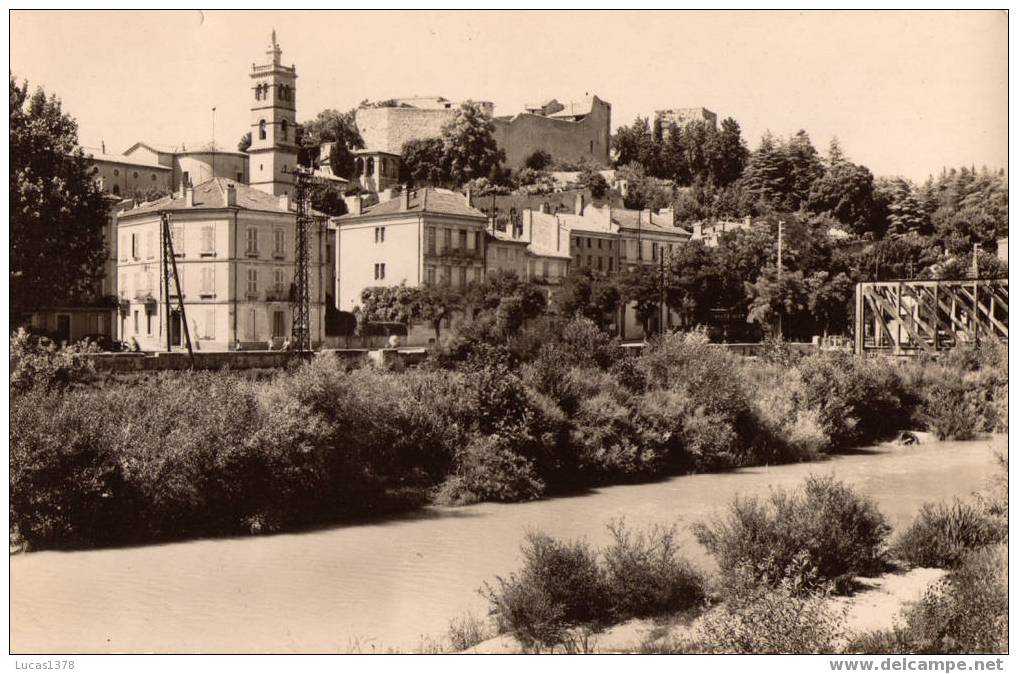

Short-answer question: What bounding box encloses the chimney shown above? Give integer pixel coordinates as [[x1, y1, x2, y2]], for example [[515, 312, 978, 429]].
[[225, 183, 237, 207], [465, 188, 473, 208], [692, 221, 703, 239], [344, 194, 363, 216], [744, 216, 752, 227], [659, 208, 674, 226], [184, 184, 194, 207], [642, 208, 652, 225], [522, 209, 533, 243], [400, 189, 410, 211], [539, 202, 549, 214], [574, 192, 585, 215], [278, 194, 291, 211], [379, 187, 394, 202]]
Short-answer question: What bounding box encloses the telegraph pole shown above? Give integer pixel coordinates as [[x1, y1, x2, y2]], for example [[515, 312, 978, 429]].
[[777, 219, 784, 338], [285, 165, 328, 358], [659, 251, 667, 336]]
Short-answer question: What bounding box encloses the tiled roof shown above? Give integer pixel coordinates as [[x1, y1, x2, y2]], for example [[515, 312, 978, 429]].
[[84, 151, 170, 170], [611, 208, 690, 237], [120, 178, 294, 217], [528, 242, 572, 260], [338, 188, 487, 221]]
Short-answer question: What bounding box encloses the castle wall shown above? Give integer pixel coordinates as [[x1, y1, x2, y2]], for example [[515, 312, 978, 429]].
[[492, 96, 611, 168], [355, 107, 456, 155]]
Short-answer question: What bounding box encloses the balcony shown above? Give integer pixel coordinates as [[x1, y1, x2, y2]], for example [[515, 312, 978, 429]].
[[427, 248, 481, 262], [265, 288, 289, 302]]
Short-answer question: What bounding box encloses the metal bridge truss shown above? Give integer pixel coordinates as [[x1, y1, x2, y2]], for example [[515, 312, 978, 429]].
[[854, 279, 1008, 355]]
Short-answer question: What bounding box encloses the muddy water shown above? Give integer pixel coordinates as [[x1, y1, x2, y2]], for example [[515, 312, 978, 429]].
[[10, 435, 1003, 653]]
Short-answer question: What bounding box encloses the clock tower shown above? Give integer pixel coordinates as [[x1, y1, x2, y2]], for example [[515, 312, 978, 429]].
[[249, 30, 298, 197]]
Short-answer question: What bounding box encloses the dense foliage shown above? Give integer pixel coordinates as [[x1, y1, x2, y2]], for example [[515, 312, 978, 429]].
[[11, 75, 110, 319]]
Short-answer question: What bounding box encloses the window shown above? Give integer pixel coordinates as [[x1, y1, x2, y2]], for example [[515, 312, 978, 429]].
[[151, 174, 157, 181], [200, 267, 215, 297], [259, 119, 267, 140], [597, 256, 603, 271], [145, 231, 154, 258], [444, 228, 452, 249], [112, 185, 120, 196], [204, 309, 216, 339], [172, 225, 184, 256], [182, 171, 189, 187], [236, 172, 243, 183], [652, 242, 659, 261], [246, 268, 258, 295], [199, 225, 215, 255], [131, 233, 139, 259], [587, 238, 592, 249], [374, 227, 385, 243], [608, 240, 613, 250], [113, 169, 119, 177], [281, 119, 288, 140], [274, 229, 285, 256], [458, 229, 467, 250], [133, 310, 139, 334], [274, 269, 285, 293], [590, 140, 594, 153], [458, 267, 467, 287], [146, 312, 152, 335], [427, 227, 436, 254], [542, 260, 550, 278], [426, 267, 435, 285], [246, 227, 259, 255], [272, 310, 286, 338], [475, 231, 482, 250], [133, 171, 139, 179], [597, 239, 602, 249], [374, 263, 386, 280], [247, 308, 257, 340], [608, 257, 614, 272], [574, 237, 580, 248], [442, 266, 452, 284]]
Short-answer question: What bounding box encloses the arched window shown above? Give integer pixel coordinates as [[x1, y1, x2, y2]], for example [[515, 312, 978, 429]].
[[113, 169, 119, 177], [281, 119, 288, 140], [259, 119, 267, 140], [151, 174, 157, 181], [366, 157, 375, 176], [354, 158, 364, 175], [133, 171, 139, 179]]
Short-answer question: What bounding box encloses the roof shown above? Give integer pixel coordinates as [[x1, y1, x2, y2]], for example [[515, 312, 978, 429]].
[[527, 242, 572, 260], [489, 229, 530, 245], [611, 208, 690, 237], [547, 97, 595, 118], [84, 150, 170, 170], [123, 141, 178, 156], [337, 188, 487, 221], [120, 178, 295, 217]]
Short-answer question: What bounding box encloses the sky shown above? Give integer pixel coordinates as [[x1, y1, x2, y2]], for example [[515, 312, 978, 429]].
[[10, 10, 1008, 182]]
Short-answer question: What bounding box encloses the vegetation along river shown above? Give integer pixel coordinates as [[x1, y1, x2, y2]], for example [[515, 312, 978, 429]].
[[10, 435, 1003, 653]]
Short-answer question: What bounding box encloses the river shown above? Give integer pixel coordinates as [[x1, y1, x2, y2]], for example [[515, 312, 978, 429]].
[[10, 435, 1003, 653]]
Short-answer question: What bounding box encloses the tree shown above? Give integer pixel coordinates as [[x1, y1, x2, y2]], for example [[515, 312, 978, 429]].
[[553, 269, 620, 331], [238, 131, 252, 152], [712, 117, 750, 187], [617, 268, 662, 337], [401, 137, 448, 186], [807, 160, 878, 235], [805, 270, 854, 336], [745, 266, 809, 339], [578, 167, 609, 199], [468, 270, 547, 320], [413, 282, 462, 340], [784, 130, 824, 209], [441, 101, 505, 186], [738, 133, 792, 212], [524, 150, 552, 171], [310, 182, 348, 217], [612, 116, 658, 172], [876, 177, 931, 236], [301, 108, 364, 178], [11, 75, 109, 319], [666, 240, 726, 326], [357, 283, 418, 326]]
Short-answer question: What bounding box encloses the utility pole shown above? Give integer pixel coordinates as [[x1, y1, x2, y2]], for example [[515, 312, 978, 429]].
[[777, 219, 784, 338], [211, 106, 217, 177], [659, 251, 666, 336], [161, 212, 194, 363], [286, 165, 328, 358], [972, 243, 981, 341]]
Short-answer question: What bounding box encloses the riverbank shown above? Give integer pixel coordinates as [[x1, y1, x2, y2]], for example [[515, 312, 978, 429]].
[[11, 327, 1006, 552], [10, 434, 1002, 653], [463, 566, 950, 653]]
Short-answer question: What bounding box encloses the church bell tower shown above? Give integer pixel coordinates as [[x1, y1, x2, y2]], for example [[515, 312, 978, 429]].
[[249, 30, 298, 197]]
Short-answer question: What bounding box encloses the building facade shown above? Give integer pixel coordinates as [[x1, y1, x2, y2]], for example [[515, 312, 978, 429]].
[[116, 178, 327, 351], [655, 107, 718, 137]]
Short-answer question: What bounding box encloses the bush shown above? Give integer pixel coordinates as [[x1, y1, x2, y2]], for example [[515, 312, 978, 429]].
[[435, 433, 545, 505], [693, 475, 891, 593], [797, 351, 910, 447], [892, 500, 1006, 568], [920, 374, 980, 440], [446, 612, 493, 651], [601, 520, 704, 620], [524, 150, 552, 171], [10, 328, 96, 395], [849, 545, 1007, 654], [483, 532, 608, 652], [686, 567, 847, 654]]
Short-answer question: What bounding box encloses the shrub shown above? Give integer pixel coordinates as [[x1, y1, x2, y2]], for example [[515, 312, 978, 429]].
[[523, 149, 552, 171], [446, 612, 493, 651], [892, 500, 1006, 568], [10, 328, 96, 395], [601, 520, 704, 620], [688, 568, 847, 654], [436, 433, 545, 505], [483, 532, 608, 652], [693, 475, 891, 593], [850, 545, 1007, 654], [920, 374, 980, 440], [797, 351, 909, 447]]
